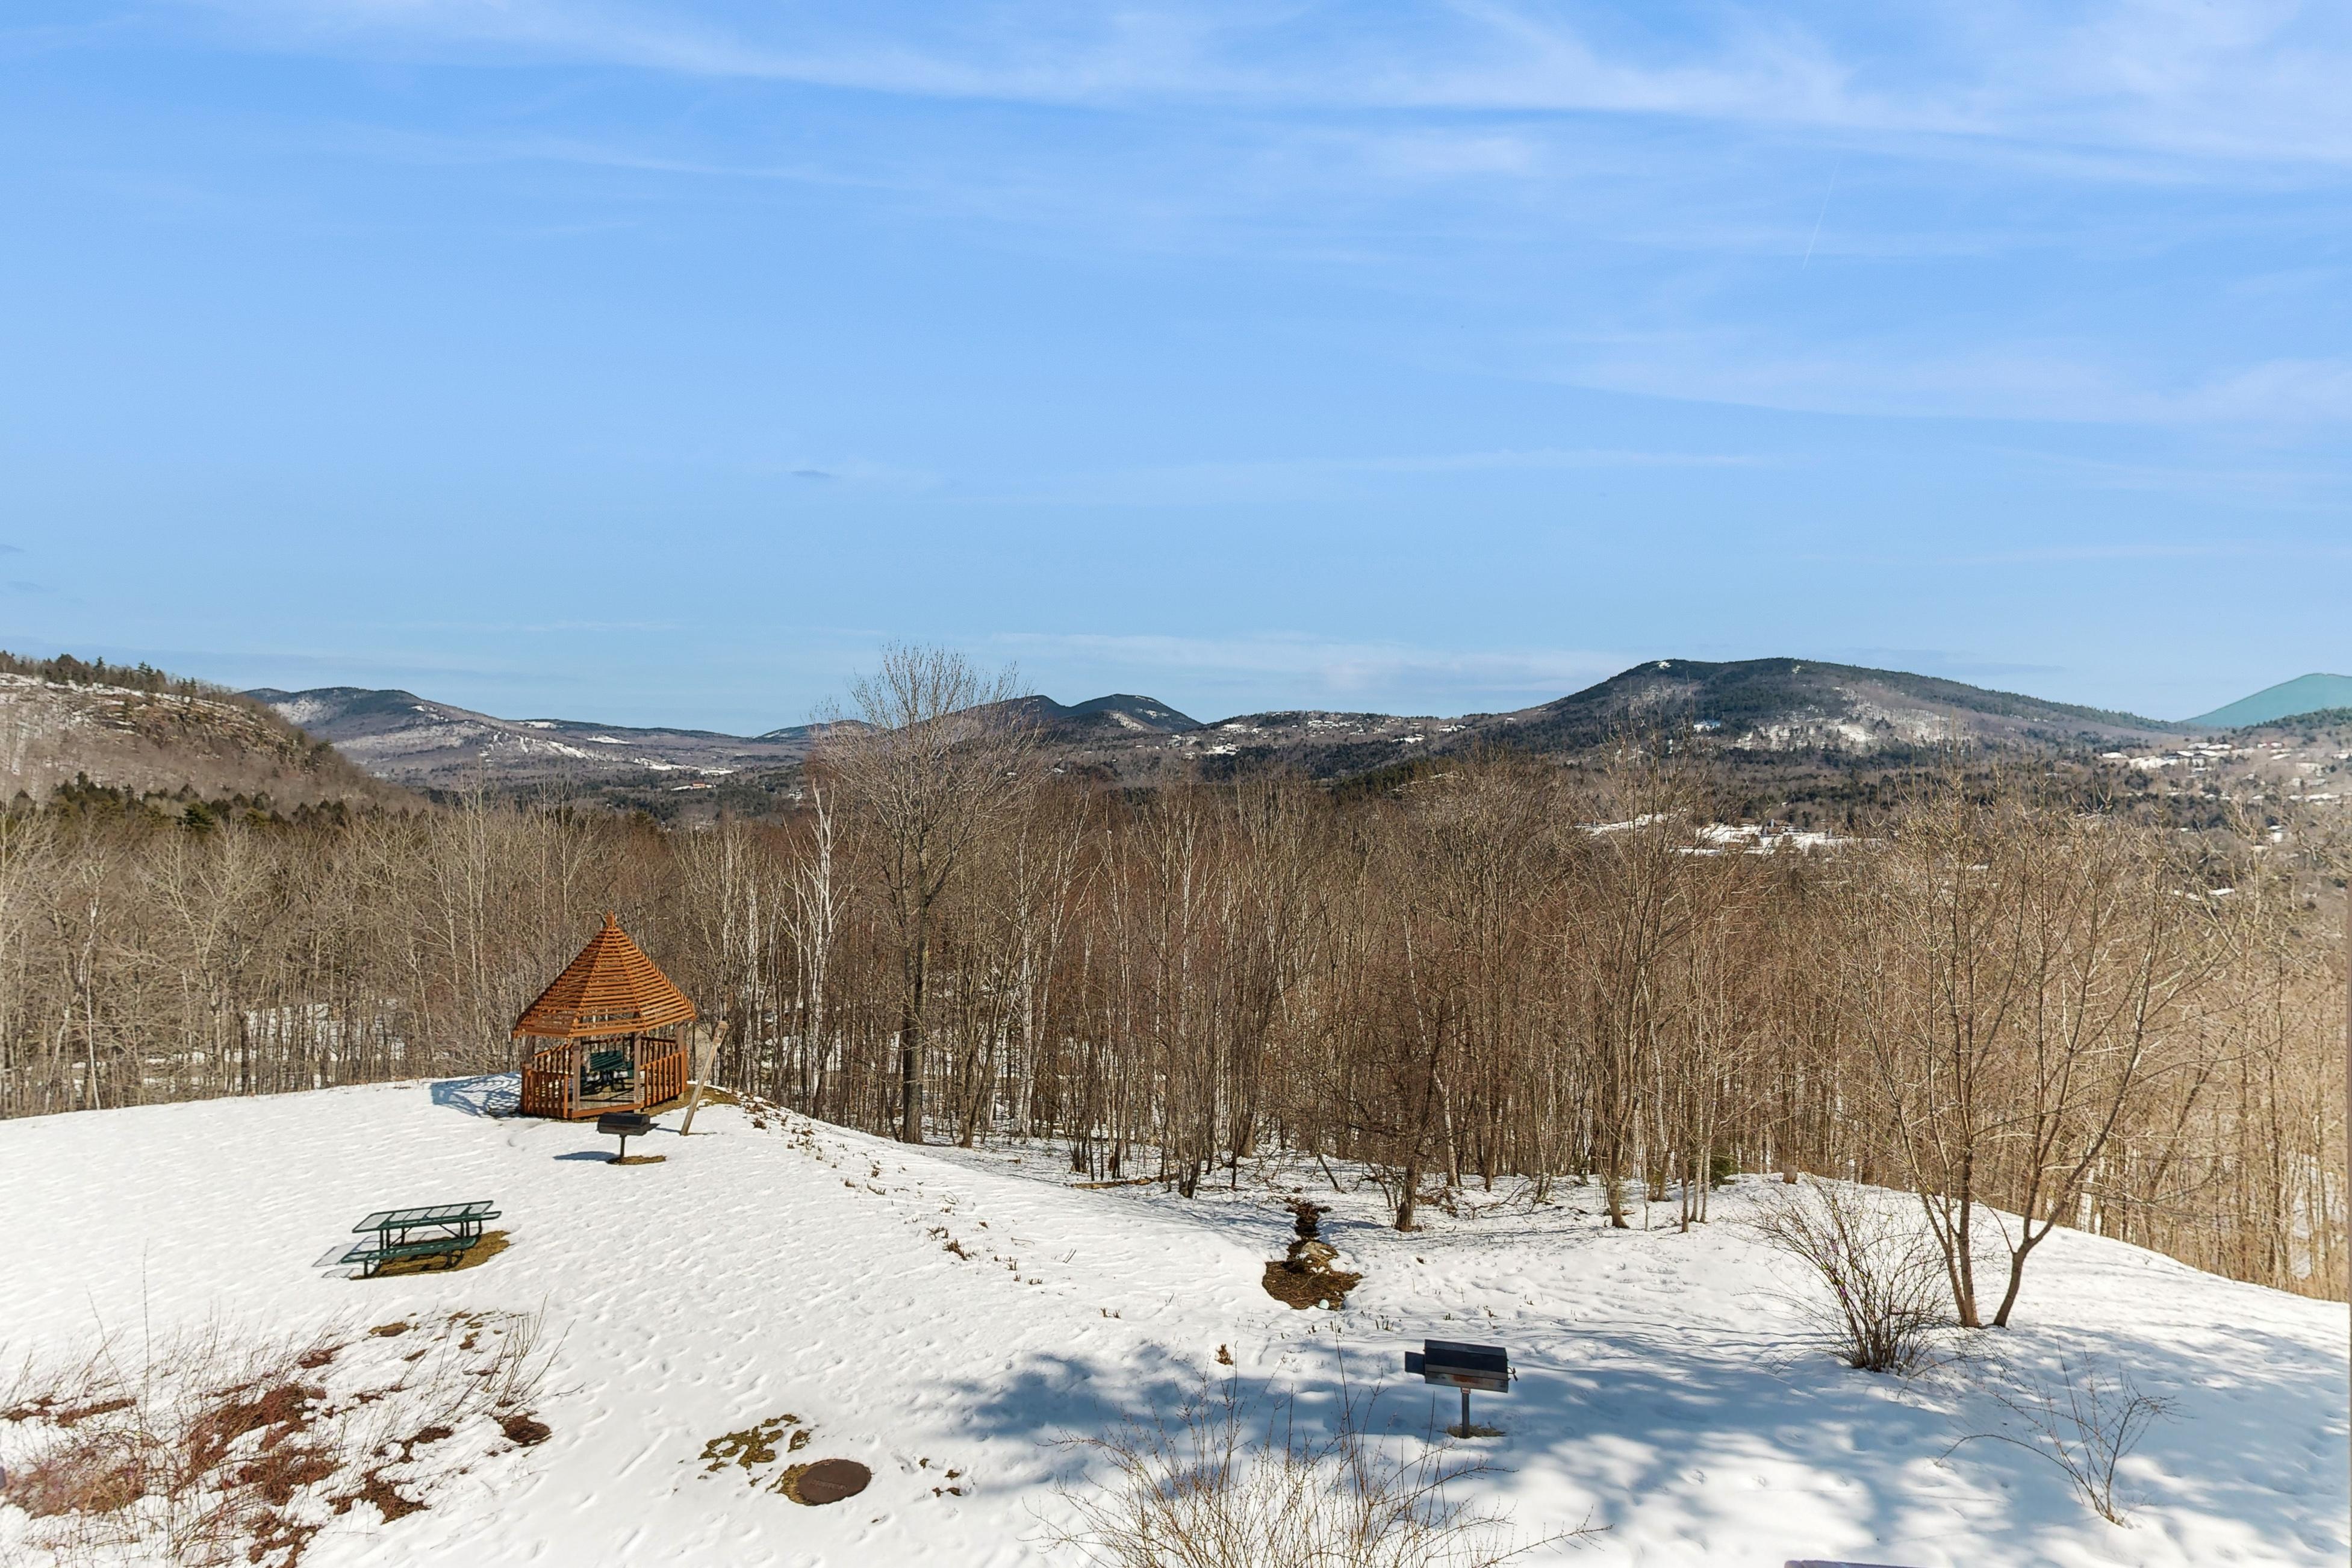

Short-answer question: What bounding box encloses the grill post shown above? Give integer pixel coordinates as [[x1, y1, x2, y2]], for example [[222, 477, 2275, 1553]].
[[596, 1110, 655, 1163], [1405, 1339, 1509, 1439]]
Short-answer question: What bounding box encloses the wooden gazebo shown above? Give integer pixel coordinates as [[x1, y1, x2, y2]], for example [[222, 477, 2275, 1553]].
[[514, 913, 697, 1120]]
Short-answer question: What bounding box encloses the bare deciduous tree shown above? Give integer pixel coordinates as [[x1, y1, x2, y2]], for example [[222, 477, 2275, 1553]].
[[818, 645, 1036, 1143], [0, 733, 2339, 1311]]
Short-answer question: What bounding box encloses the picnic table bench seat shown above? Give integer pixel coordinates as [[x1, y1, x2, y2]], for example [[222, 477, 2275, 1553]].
[[340, 1200, 500, 1278], [335, 1235, 477, 1273], [583, 1047, 632, 1093]]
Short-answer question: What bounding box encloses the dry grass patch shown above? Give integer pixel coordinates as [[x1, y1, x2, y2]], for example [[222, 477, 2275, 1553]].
[[365, 1230, 512, 1279], [0, 1307, 561, 1566], [695, 1413, 830, 1497], [699, 1415, 798, 1474]]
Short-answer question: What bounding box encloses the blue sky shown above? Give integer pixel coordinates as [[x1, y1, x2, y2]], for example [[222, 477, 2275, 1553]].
[[2, 1, 2346, 730]]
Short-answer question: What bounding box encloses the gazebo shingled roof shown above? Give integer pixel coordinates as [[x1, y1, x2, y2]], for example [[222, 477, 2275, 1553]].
[[511, 912, 697, 1040]]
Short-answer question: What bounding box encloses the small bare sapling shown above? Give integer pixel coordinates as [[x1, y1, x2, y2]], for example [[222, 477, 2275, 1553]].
[[1950, 1355, 2175, 1526]]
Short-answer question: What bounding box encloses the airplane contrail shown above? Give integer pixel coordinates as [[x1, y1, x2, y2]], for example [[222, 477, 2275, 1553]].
[[1802, 159, 1843, 269]]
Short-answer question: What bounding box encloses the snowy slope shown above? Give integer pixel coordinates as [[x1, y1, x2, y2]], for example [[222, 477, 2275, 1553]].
[[2, 1082, 2344, 1567]]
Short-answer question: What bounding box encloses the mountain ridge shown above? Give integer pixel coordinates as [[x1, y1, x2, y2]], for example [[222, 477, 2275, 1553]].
[[247, 658, 2195, 800], [241, 685, 825, 789]]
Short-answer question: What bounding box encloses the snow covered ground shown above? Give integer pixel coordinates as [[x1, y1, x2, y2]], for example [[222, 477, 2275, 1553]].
[[2, 1080, 2344, 1567]]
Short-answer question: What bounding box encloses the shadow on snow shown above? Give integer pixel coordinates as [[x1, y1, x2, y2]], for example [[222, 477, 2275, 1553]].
[[431, 1072, 521, 1118]]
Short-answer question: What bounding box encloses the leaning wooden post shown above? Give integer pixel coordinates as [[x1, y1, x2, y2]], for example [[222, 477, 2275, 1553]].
[[679, 1020, 732, 1136]]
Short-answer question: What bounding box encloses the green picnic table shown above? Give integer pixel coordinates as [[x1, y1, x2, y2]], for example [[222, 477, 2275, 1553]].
[[335, 1199, 500, 1277]]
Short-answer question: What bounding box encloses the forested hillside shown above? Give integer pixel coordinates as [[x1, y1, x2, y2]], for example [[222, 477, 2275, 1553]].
[[1, 720, 2339, 1311], [0, 652, 397, 812]]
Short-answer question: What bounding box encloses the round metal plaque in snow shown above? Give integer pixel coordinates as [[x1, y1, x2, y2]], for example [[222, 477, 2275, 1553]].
[[792, 1459, 871, 1505]]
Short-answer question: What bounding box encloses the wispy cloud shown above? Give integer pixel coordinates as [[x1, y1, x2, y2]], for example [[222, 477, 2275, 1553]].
[[171, 0, 2352, 167], [1809, 540, 2352, 568], [123, 2, 2352, 449], [1548, 340, 2352, 428], [950, 446, 1775, 507]]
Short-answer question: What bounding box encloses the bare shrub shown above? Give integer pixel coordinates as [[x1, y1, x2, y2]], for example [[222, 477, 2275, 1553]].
[[1750, 1178, 1951, 1374], [1950, 1355, 2175, 1526], [1044, 1373, 1584, 1568], [0, 1307, 558, 1567]]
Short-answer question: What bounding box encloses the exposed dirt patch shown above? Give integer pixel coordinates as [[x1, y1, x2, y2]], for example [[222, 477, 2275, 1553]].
[[188, 1380, 325, 1473], [1262, 1260, 1361, 1310], [6, 1308, 555, 1567], [1, 1448, 145, 1517], [500, 1413, 552, 1447], [341, 1470, 427, 1523], [1, 1394, 134, 1428], [1261, 1198, 1360, 1308], [612, 1154, 668, 1166], [236, 1443, 340, 1507]]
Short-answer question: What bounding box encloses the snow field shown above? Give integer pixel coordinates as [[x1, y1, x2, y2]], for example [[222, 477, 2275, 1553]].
[[1, 1079, 2344, 1567]]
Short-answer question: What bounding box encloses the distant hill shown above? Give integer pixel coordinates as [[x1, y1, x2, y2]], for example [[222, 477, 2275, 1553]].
[[992, 693, 1199, 739], [1491, 658, 2177, 754], [245, 687, 829, 789], [249, 686, 1199, 792], [0, 653, 394, 808], [1129, 658, 2185, 782], [2189, 674, 2352, 729], [248, 659, 2200, 811]]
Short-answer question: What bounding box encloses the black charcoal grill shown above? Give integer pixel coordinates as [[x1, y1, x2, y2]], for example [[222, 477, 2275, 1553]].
[[1405, 1339, 1511, 1436], [596, 1110, 655, 1161]]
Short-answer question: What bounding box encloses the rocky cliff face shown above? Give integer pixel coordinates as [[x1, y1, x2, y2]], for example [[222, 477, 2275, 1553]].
[[0, 673, 394, 806]]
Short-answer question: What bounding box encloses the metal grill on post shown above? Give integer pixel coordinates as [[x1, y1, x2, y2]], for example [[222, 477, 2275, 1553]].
[[1404, 1339, 1510, 1437], [597, 1110, 655, 1162]]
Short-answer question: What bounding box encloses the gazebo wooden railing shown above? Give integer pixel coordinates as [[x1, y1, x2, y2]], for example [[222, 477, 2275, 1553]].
[[520, 1034, 691, 1120], [513, 913, 698, 1122]]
